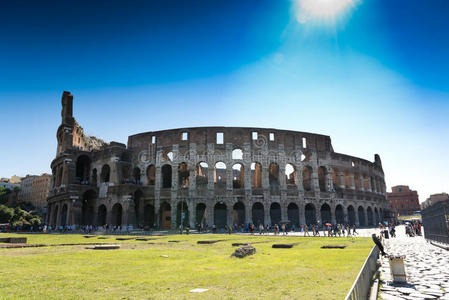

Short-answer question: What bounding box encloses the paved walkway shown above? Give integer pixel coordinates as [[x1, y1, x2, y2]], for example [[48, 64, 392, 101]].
[[379, 226, 449, 300]]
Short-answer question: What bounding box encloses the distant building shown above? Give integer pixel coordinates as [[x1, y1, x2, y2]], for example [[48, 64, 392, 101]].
[[421, 193, 449, 209], [10, 175, 23, 184], [18, 174, 51, 210], [387, 185, 420, 216], [0, 181, 20, 190]]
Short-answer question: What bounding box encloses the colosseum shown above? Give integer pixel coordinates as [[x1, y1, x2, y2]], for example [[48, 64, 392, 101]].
[[47, 91, 388, 230]]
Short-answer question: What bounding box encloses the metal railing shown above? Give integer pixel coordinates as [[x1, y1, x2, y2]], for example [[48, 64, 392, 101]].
[[421, 200, 449, 245], [345, 245, 380, 300]]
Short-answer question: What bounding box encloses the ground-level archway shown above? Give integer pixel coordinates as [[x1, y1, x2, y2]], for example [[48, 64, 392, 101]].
[[97, 204, 107, 226], [214, 202, 227, 229], [305, 203, 316, 225], [348, 205, 356, 225], [252, 202, 264, 226], [111, 203, 122, 227], [144, 204, 155, 228], [320, 203, 331, 224], [287, 203, 300, 226], [160, 202, 171, 229], [270, 202, 281, 226], [367, 207, 373, 226], [232, 202, 245, 226], [82, 190, 96, 226], [335, 205, 344, 224], [358, 206, 366, 227]]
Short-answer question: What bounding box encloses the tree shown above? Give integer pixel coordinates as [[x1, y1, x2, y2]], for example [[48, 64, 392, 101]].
[[0, 205, 14, 223]]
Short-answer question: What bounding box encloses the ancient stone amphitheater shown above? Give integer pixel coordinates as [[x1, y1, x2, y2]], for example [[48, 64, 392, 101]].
[[47, 92, 388, 230]]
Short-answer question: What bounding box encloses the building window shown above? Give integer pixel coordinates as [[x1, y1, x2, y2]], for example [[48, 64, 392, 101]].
[[302, 137, 307, 148], [182, 132, 188, 141], [152, 136, 156, 144], [252, 132, 258, 140], [216, 132, 224, 144], [269, 133, 275, 141]]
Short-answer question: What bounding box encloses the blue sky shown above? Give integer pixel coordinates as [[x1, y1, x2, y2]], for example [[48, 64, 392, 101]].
[[1, 0, 448, 202]]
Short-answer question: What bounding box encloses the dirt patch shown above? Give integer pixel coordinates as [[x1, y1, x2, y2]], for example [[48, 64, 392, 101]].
[[321, 245, 347, 249], [272, 243, 300, 249]]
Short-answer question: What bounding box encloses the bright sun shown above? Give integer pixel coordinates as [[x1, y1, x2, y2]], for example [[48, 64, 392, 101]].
[[295, 0, 355, 23]]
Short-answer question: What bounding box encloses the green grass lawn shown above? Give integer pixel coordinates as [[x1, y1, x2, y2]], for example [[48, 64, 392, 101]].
[[0, 233, 372, 299]]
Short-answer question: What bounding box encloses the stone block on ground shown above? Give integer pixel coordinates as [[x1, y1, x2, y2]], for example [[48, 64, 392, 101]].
[[231, 245, 256, 258]]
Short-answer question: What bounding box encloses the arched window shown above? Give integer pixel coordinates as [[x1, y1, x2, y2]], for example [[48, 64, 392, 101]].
[[75, 155, 90, 184], [232, 149, 243, 160], [214, 162, 226, 184], [146, 165, 156, 186], [269, 163, 279, 187], [196, 162, 208, 186], [318, 166, 327, 192], [161, 165, 172, 188], [285, 164, 297, 186], [302, 166, 313, 191], [178, 163, 189, 188], [133, 167, 141, 184], [100, 164, 110, 183], [232, 163, 244, 189], [251, 162, 262, 188]]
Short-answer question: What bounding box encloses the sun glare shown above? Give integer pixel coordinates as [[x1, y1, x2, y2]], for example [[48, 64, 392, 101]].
[[295, 0, 355, 24]]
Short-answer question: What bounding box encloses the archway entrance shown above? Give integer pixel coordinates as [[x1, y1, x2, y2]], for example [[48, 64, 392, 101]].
[[97, 204, 107, 226], [305, 203, 316, 225], [335, 205, 344, 224], [367, 207, 373, 226], [232, 202, 245, 226], [144, 204, 155, 228], [160, 202, 171, 229], [348, 206, 356, 225], [287, 203, 299, 226], [81, 190, 96, 226], [196, 203, 206, 226], [111, 203, 122, 227], [358, 206, 366, 227], [214, 202, 227, 229], [252, 202, 264, 226], [320, 203, 331, 224]]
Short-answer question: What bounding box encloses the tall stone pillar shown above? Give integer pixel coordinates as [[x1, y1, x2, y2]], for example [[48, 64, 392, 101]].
[[338, 172, 345, 189], [205, 203, 214, 226], [188, 200, 195, 228], [262, 166, 269, 189], [264, 204, 271, 225], [245, 202, 252, 224], [349, 173, 355, 190]]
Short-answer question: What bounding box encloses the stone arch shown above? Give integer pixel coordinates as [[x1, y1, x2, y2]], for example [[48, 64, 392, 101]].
[[133, 189, 143, 225], [214, 162, 226, 185], [52, 205, 59, 227], [160, 202, 171, 229], [367, 206, 374, 226], [232, 163, 244, 189], [287, 203, 300, 226], [374, 207, 379, 225], [146, 165, 156, 185], [318, 166, 328, 192], [232, 201, 245, 226], [144, 204, 155, 228], [358, 206, 366, 227], [111, 203, 122, 227], [285, 164, 298, 187], [269, 163, 280, 187], [162, 150, 173, 162], [214, 202, 227, 229], [100, 164, 110, 183], [305, 203, 316, 225], [252, 202, 264, 226], [82, 190, 96, 226], [196, 203, 206, 226], [347, 205, 356, 225], [320, 203, 332, 224], [121, 165, 130, 183], [178, 163, 189, 188], [302, 166, 313, 191], [332, 168, 341, 190], [196, 162, 208, 186], [251, 162, 262, 188], [133, 167, 141, 184], [76, 155, 91, 183], [270, 202, 281, 225], [176, 201, 189, 227], [335, 204, 344, 224], [61, 204, 68, 226], [97, 204, 107, 226], [161, 165, 172, 188], [344, 170, 352, 188], [232, 148, 243, 160], [91, 168, 97, 185]]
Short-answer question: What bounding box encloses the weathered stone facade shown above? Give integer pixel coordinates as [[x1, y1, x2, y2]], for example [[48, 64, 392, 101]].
[[47, 91, 388, 229]]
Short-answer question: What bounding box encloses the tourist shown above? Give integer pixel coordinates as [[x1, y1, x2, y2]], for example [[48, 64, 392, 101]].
[[259, 224, 264, 235], [304, 224, 310, 236], [352, 224, 357, 235], [371, 234, 387, 256]]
